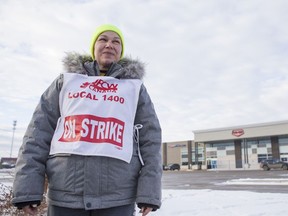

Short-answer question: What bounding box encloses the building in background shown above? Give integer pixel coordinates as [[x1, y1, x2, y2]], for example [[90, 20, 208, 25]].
[[163, 120, 288, 170], [162, 140, 204, 170]]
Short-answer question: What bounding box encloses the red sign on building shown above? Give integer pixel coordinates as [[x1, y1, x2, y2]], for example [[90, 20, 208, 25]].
[[232, 129, 244, 137]]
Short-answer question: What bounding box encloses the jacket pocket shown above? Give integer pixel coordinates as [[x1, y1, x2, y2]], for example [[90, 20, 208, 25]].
[[107, 155, 141, 193], [46, 154, 84, 193]]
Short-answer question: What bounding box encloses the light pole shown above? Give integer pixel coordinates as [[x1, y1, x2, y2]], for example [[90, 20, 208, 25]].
[[10, 120, 17, 158]]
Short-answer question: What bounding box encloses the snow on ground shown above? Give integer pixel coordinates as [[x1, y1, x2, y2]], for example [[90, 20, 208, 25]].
[[145, 174, 288, 216], [148, 189, 288, 216], [1, 170, 288, 216]]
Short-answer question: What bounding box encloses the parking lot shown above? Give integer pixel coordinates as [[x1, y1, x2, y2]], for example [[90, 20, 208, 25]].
[[2, 169, 288, 194], [162, 169, 288, 193]]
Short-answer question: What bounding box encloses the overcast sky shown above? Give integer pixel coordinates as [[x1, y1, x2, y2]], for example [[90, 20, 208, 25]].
[[0, 0, 288, 158]]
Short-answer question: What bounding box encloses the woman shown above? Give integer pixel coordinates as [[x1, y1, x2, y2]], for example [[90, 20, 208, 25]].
[[12, 24, 162, 216]]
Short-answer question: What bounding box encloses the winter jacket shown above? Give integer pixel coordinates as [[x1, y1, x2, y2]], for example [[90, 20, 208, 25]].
[[12, 52, 162, 210]]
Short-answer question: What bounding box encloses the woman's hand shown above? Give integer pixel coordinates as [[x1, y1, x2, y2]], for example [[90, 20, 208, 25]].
[[22, 204, 38, 215], [140, 206, 153, 216]]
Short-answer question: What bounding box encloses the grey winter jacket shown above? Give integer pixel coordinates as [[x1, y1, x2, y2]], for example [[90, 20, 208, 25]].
[[12, 53, 162, 210]]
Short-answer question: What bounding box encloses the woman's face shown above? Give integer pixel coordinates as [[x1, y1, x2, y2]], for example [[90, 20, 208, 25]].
[[94, 31, 122, 70]]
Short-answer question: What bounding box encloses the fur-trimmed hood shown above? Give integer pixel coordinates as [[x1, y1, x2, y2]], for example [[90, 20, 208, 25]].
[[62, 52, 145, 80]]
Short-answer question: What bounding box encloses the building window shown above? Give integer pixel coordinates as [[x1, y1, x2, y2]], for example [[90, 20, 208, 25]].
[[256, 138, 271, 147], [217, 146, 226, 150], [257, 154, 272, 163], [226, 150, 235, 155], [279, 136, 288, 160], [279, 136, 288, 145], [206, 141, 234, 148], [267, 148, 272, 154], [258, 143, 266, 147], [206, 151, 217, 158]]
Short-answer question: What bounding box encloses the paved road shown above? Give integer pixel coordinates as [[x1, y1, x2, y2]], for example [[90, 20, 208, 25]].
[[2, 169, 288, 194], [162, 170, 288, 193], [0, 169, 14, 183]]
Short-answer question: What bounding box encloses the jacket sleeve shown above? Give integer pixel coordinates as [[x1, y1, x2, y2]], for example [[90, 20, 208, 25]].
[[12, 75, 63, 205], [134, 84, 162, 209]]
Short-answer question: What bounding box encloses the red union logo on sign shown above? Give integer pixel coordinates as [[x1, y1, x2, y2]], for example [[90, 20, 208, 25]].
[[232, 129, 244, 137], [80, 79, 118, 93]]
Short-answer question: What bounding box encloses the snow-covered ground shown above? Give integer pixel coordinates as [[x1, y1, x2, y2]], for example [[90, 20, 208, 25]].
[[149, 189, 288, 216], [2, 170, 288, 216], [148, 174, 288, 216]]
